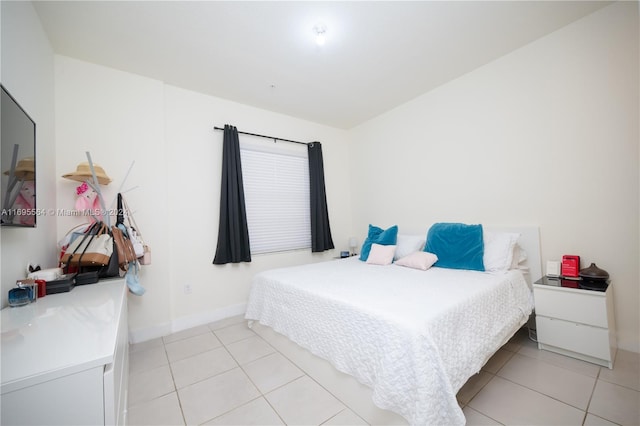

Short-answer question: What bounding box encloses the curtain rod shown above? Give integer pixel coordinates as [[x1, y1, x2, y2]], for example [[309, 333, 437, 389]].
[[213, 126, 310, 146]]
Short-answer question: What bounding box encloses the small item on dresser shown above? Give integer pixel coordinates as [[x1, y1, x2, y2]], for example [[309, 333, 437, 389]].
[[8, 280, 38, 306], [561, 255, 580, 278], [27, 267, 63, 281], [579, 262, 609, 280], [8, 287, 31, 307], [579, 263, 609, 291], [546, 260, 561, 277], [75, 270, 99, 286], [19, 279, 38, 302], [35, 279, 46, 298], [46, 273, 76, 294]]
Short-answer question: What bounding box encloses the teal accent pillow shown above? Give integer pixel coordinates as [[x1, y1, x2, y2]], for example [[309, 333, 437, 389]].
[[425, 223, 485, 271], [359, 224, 398, 261]]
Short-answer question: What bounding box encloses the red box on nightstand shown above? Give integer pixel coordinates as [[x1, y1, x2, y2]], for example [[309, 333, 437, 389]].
[[561, 255, 580, 278]]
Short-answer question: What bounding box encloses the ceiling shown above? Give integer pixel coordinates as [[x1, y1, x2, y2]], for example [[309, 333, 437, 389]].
[[33, 1, 611, 129]]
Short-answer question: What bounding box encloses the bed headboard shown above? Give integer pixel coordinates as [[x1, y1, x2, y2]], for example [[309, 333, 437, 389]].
[[485, 225, 542, 288]]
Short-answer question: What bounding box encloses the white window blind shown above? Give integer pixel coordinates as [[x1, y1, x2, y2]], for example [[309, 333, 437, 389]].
[[240, 141, 310, 254]]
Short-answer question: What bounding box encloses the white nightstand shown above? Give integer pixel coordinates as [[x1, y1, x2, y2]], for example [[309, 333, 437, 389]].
[[533, 277, 616, 369]]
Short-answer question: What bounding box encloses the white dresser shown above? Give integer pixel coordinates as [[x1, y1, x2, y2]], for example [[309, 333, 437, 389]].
[[533, 277, 616, 368], [1, 279, 129, 425]]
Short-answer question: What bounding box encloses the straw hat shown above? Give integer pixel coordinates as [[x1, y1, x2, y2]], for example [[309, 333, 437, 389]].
[[62, 162, 112, 185], [3, 157, 35, 181]]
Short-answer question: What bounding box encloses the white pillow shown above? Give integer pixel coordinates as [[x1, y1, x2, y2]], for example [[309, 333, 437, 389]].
[[395, 251, 438, 271], [510, 243, 528, 269], [394, 234, 426, 260], [366, 243, 396, 265], [483, 231, 520, 272]]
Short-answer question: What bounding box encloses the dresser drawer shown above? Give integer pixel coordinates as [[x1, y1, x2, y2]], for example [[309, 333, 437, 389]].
[[536, 316, 611, 361], [534, 287, 607, 327]]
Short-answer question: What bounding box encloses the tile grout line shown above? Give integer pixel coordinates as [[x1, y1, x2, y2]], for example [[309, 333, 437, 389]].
[[232, 321, 364, 425], [168, 324, 243, 426], [233, 360, 289, 426], [493, 348, 629, 423], [583, 366, 602, 417], [128, 322, 242, 424], [166, 323, 288, 425], [163, 336, 188, 426], [466, 336, 617, 425], [496, 374, 591, 415], [223, 327, 301, 425], [513, 345, 602, 380], [493, 344, 596, 413], [245, 328, 365, 424], [187, 326, 291, 425]]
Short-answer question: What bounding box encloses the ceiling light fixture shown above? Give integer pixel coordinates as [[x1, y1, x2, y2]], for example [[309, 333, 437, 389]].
[[313, 23, 327, 46]]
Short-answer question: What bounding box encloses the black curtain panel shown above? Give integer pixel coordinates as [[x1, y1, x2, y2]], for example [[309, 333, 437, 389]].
[[308, 142, 335, 252], [213, 125, 251, 264]]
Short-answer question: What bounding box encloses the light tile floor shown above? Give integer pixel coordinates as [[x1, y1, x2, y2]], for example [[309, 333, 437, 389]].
[[128, 315, 640, 425]]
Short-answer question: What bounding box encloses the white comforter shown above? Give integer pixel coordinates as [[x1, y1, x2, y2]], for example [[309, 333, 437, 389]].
[[245, 257, 533, 425]]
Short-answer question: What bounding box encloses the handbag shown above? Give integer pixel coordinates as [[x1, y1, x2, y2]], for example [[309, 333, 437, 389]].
[[77, 237, 120, 279], [119, 193, 150, 263], [58, 222, 92, 249], [61, 222, 113, 267], [112, 223, 137, 269], [139, 245, 151, 265], [130, 228, 145, 258], [99, 258, 119, 278], [97, 237, 120, 278], [61, 222, 99, 265]]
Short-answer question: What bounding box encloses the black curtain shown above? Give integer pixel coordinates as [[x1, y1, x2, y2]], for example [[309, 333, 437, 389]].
[[213, 125, 251, 264], [308, 142, 334, 252]]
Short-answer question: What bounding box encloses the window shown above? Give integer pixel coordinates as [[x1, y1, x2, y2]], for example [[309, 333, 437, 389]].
[[240, 138, 310, 254]]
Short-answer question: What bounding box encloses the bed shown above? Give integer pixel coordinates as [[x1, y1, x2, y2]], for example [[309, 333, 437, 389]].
[[245, 225, 541, 425]]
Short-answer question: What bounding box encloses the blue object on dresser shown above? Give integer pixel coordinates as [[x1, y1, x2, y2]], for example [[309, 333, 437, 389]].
[[8, 287, 31, 307]]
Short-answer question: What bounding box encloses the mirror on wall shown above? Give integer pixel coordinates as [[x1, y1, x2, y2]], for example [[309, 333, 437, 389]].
[[1, 84, 36, 227]]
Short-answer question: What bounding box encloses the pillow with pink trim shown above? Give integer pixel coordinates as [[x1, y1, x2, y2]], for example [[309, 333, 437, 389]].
[[395, 251, 438, 271]]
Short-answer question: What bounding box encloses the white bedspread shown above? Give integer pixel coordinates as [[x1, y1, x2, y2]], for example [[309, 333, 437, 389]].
[[245, 257, 534, 425]]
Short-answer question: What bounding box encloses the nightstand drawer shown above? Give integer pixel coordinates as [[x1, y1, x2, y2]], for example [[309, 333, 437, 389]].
[[533, 287, 607, 327], [536, 316, 611, 361]]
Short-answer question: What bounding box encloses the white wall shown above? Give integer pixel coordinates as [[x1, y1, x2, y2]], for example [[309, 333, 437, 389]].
[[54, 57, 352, 341], [350, 2, 639, 352], [0, 1, 57, 306]]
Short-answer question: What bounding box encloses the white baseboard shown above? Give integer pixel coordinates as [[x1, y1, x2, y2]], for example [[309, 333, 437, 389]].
[[128, 302, 247, 344]]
